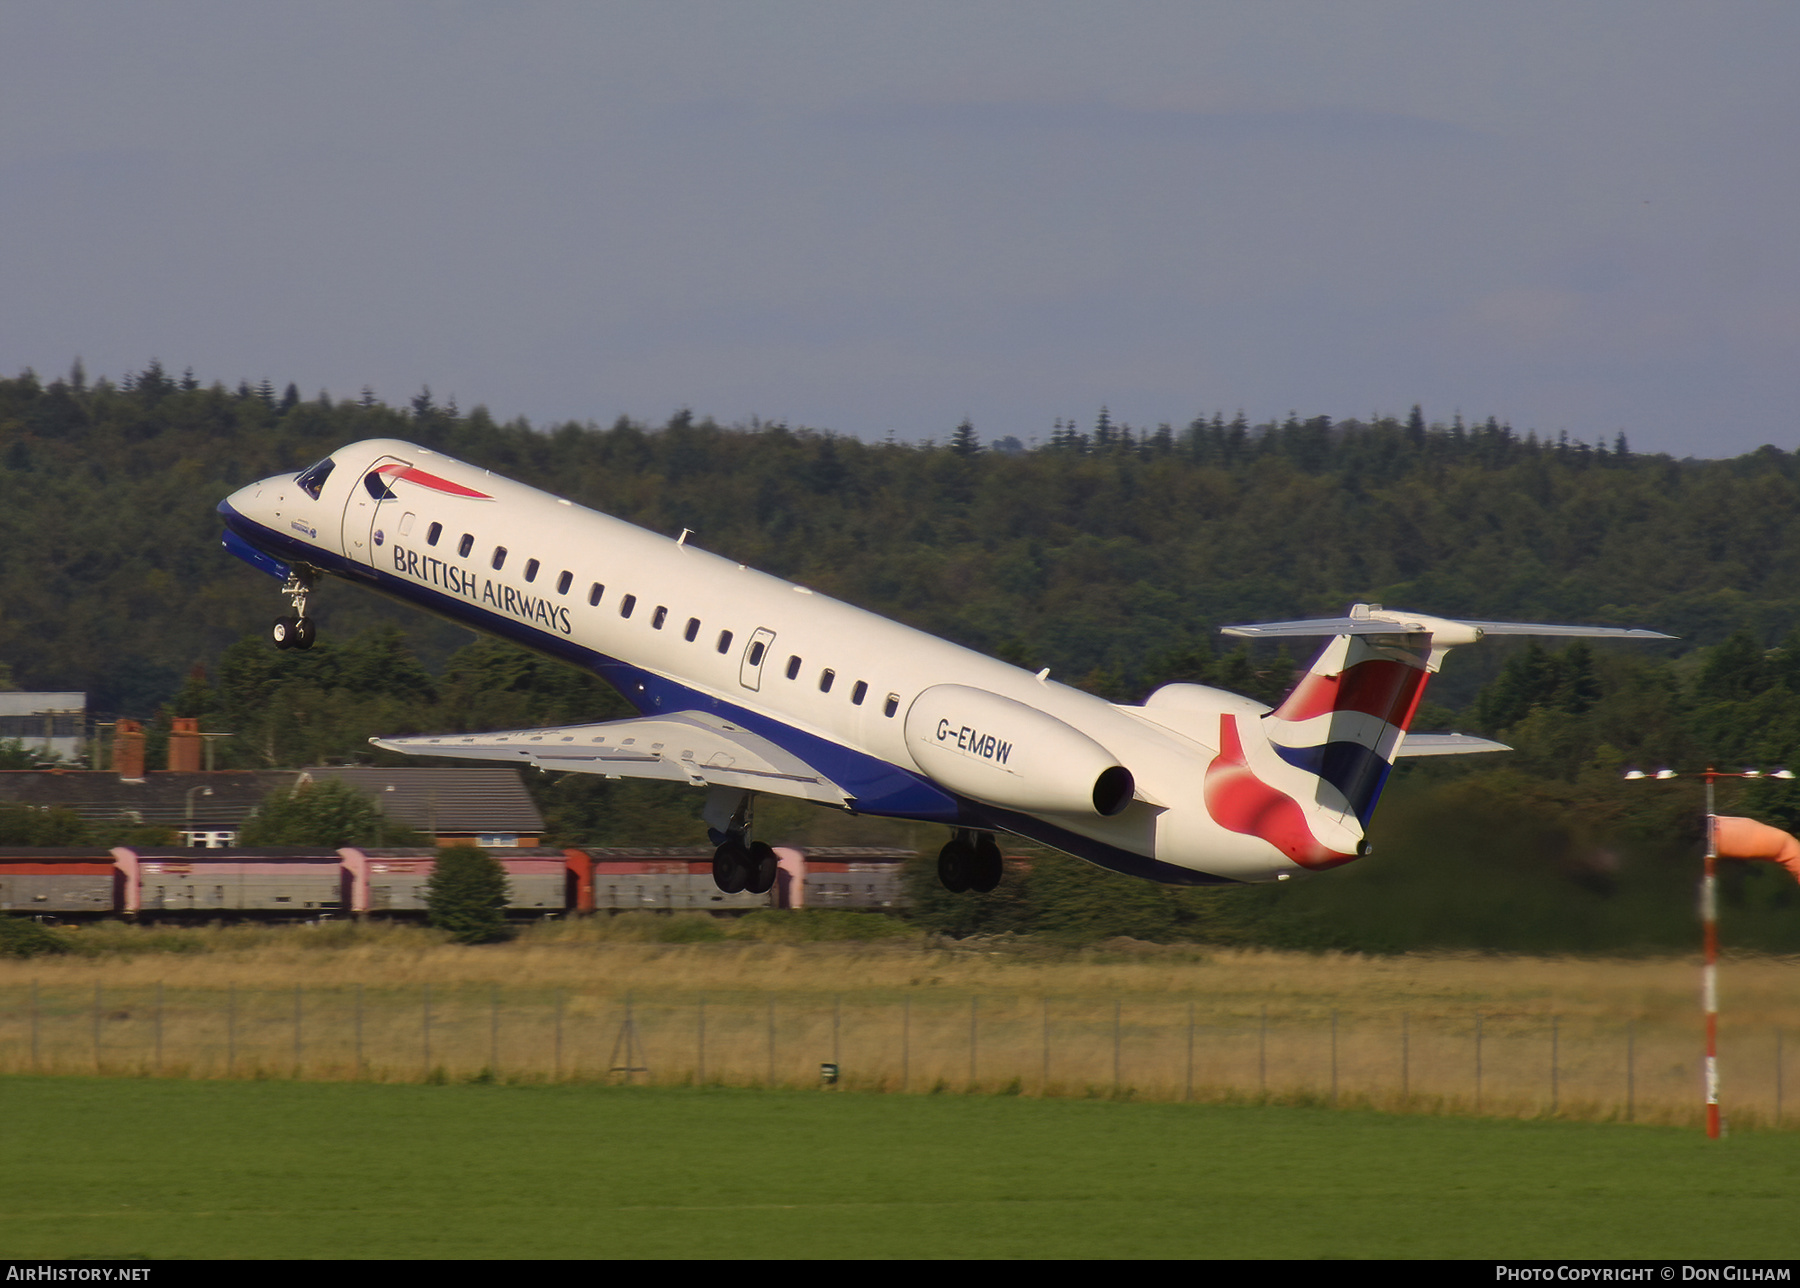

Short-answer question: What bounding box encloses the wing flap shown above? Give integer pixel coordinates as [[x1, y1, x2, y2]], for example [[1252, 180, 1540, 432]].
[[372, 711, 852, 807]]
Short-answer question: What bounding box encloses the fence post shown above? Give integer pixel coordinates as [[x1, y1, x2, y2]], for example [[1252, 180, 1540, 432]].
[[901, 994, 909, 1092], [766, 993, 775, 1086], [554, 989, 564, 1080], [834, 994, 841, 1081], [92, 983, 101, 1073], [970, 995, 978, 1088], [294, 985, 303, 1078], [1330, 1009, 1339, 1107], [422, 982, 432, 1078], [227, 984, 236, 1077], [156, 982, 164, 1076], [1041, 996, 1049, 1093], [1113, 999, 1122, 1095], [1475, 1013, 1483, 1114], [1550, 1014, 1559, 1116], [491, 986, 500, 1075], [1185, 1000, 1194, 1103], [1401, 1012, 1409, 1105], [1259, 1005, 1267, 1098], [29, 980, 38, 1073], [1627, 1019, 1635, 1124], [1775, 1027, 1783, 1128], [697, 994, 706, 1086]]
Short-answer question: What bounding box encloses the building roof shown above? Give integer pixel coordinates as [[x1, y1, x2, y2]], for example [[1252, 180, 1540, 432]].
[[0, 770, 289, 827], [303, 767, 543, 834], [0, 766, 544, 834]]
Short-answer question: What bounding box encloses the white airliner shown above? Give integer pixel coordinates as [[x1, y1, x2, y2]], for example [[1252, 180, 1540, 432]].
[[218, 438, 1670, 894]]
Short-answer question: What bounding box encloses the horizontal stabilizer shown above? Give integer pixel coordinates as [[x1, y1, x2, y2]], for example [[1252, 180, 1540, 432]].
[[372, 711, 851, 808], [1223, 603, 1672, 643], [1395, 732, 1512, 757]]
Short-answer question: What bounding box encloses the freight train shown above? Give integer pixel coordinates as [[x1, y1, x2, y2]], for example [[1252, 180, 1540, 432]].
[[0, 846, 910, 920]]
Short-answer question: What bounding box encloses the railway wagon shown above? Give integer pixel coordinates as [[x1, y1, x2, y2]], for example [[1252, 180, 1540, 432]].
[[0, 849, 117, 914], [342, 848, 569, 913], [125, 848, 347, 914]]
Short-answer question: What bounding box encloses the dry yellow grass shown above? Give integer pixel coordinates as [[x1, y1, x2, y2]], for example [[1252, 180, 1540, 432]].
[[2, 916, 1794, 1130]]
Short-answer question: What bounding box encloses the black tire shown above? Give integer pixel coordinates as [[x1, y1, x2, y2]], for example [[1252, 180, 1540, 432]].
[[969, 834, 1004, 893], [712, 841, 750, 894], [937, 839, 974, 893], [745, 841, 779, 895], [293, 617, 316, 650], [271, 616, 295, 649]]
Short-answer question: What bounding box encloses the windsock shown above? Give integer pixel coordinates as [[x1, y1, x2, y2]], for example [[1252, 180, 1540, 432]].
[[1713, 816, 1800, 885]]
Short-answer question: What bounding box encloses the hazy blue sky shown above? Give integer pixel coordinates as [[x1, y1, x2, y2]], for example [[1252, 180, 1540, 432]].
[[3, 2, 1795, 456]]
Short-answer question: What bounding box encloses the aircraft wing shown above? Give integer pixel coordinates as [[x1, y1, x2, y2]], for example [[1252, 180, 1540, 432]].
[[371, 712, 852, 808]]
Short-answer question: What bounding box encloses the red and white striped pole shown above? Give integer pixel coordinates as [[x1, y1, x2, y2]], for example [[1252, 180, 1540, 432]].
[[1702, 768, 1721, 1140]]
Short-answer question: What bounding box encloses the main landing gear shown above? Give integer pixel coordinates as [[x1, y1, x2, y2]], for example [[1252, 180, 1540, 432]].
[[938, 830, 1003, 894], [271, 571, 317, 651], [707, 789, 778, 896], [712, 836, 779, 896]]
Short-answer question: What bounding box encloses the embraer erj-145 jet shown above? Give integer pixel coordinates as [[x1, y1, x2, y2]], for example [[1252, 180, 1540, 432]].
[[218, 439, 1669, 895]]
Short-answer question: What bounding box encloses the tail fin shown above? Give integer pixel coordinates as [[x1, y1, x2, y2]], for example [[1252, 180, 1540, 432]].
[[1263, 629, 1430, 825], [1215, 603, 1672, 845]]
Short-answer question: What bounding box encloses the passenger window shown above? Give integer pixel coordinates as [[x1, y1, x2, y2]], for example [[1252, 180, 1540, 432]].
[[295, 457, 335, 499], [458, 533, 473, 558], [819, 669, 835, 693], [427, 522, 442, 547], [524, 558, 539, 582], [684, 618, 700, 642], [557, 571, 572, 595], [786, 656, 801, 680], [852, 681, 868, 705], [620, 594, 636, 618], [589, 582, 604, 606], [716, 630, 734, 654], [492, 547, 507, 571], [884, 694, 900, 718], [652, 606, 668, 629]]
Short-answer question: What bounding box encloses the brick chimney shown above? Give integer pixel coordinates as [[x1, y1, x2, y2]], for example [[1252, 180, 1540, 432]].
[[115, 719, 146, 782], [168, 717, 201, 772]]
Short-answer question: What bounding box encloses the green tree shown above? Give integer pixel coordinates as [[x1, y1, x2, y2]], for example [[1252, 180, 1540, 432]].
[[426, 845, 511, 944], [238, 778, 387, 846]]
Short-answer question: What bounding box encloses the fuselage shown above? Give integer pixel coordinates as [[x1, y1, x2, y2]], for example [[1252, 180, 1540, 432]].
[[219, 438, 1335, 885]]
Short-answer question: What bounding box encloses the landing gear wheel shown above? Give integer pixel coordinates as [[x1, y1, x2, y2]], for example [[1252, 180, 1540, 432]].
[[712, 840, 750, 894], [970, 833, 1004, 893], [937, 837, 975, 893], [745, 841, 779, 895], [292, 616, 316, 650], [271, 616, 297, 650]]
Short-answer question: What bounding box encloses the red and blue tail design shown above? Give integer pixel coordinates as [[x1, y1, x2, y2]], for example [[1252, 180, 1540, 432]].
[[1202, 630, 1431, 869], [1263, 632, 1430, 825]]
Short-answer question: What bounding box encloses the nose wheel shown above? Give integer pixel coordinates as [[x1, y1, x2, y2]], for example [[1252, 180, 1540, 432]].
[[271, 615, 316, 650], [271, 572, 318, 650]]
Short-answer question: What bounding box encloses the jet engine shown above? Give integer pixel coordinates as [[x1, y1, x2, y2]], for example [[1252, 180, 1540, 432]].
[[904, 684, 1134, 816]]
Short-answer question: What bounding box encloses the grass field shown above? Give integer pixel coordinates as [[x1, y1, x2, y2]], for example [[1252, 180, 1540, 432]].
[[0, 1077, 1794, 1260], [3, 919, 1797, 1129]]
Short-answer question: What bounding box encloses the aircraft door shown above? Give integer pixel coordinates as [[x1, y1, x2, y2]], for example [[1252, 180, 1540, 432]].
[[340, 455, 412, 566], [739, 628, 777, 691]]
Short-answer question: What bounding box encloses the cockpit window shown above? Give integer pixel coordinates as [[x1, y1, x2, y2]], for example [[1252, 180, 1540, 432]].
[[364, 471, 397, 500], [295, 457, 335, 500]]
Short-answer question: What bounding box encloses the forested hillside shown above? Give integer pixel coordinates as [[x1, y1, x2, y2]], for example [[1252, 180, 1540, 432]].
[[4, 361, 1800, 949]]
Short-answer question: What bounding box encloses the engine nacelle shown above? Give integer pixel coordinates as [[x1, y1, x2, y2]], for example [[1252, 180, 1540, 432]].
[[904, 684, 1135, 817]]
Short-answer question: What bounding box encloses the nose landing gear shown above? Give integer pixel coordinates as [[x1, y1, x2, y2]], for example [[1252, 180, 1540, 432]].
[[271, 572, 317, 650], [938, 830, 1003, 893]]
